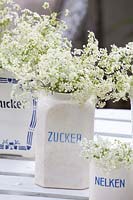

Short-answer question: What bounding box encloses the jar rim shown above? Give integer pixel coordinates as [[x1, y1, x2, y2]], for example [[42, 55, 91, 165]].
[[39, 91, 73, 101]]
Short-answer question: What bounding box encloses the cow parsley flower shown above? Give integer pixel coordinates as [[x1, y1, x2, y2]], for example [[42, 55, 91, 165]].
[[0, 0, 19, 42], [0, 0, 19, 69], [0, 3, 113, 106], [64, 9, 69, 16], [101, 43, 133, 102], [81, 137, 133, 171], [42, 2, 49, 10]]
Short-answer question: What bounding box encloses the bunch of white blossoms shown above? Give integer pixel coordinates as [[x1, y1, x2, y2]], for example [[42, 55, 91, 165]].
[[33, 31, 113, 105], [0, 2, 113, 105], [81, 137, 133, 171], [0, 0, 19, 69], [0, 0, 19, 42], [99, 42, 133, 102], [0, 21, 113, 105], [0, 4, 70, 93], [71, 33, 113, 105], [0, 5, 69, 71]]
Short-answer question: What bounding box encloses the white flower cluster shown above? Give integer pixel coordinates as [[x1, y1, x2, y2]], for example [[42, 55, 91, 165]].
[[101, 43, 133, 102], [0, 2, 113, 105], [42, 2, 49, 9], [81, 137, 133, 171], [0, 0, 19, 69], [0, 0, 19, 42], [0, 1, 132, 105]]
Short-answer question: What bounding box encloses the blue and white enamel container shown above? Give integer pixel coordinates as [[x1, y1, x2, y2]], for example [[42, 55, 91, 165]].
[[0, 69, 37, 157]]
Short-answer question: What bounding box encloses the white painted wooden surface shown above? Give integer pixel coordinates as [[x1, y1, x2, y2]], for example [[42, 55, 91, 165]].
[[95, 109, 132, 138], [0, 109, 131, 200]]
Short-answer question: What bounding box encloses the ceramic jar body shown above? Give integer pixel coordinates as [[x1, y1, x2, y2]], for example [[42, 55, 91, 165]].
[[89, 161, 133, 200], [35, 93, 95, 189]]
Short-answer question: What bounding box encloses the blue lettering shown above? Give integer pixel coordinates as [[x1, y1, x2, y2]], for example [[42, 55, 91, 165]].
[[60, 133, 64, 143], [71, 134, 76, 143], [100, 177, 105, 186], [120, 179, 125, 188], [95, 176, 125, 188], [104, 178, 110, 187], [47, 131, 83, 144], [115, 179, 120, 188], [64, 133, 70, 143], [48, 131, 53, 142], [109, 179, 114, 187], [95, 176, 100, 185], [77, 134, 82, 142], [54, 132, 58, 142]]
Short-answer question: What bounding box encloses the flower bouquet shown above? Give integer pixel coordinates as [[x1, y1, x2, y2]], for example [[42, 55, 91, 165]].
[[81, 137, 133, 200], [0, 1, 115, 188], [100, 43, 133, 133], [0, 19, 112, 105], [1, 0, 133, 191], [104, 43, 133, 102], [0, 0, 19, 70]]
